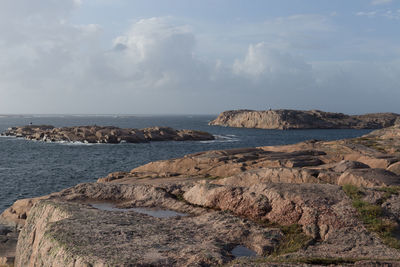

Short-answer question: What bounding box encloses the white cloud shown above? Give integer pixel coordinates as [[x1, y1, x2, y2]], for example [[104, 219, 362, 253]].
[[356, 11, 378, 18], [371, 0, 393, 5], [383, 9, 400, 19], [0, 2, 399, 114], [105, 17, 204, 88], [233, 43, 312, 81], [356, 9, 400, 20]]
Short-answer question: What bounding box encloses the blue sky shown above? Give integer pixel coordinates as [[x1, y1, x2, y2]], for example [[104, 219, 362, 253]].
[[0, 0, 399, 114]]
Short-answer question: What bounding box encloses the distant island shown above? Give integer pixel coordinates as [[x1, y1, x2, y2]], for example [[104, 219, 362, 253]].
[[209, 109, 400, 130], [1, 125, 214, 143]]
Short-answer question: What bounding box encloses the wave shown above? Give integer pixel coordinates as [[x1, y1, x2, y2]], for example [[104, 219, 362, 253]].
[[54, 140, 103, 146], [200, 134, 240, 143]]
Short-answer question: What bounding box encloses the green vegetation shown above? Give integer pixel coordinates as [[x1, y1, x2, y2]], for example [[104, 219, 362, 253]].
[[230, 256, 387, 266], [272, 224, 313, 256], [376, 186, 400, 205], [351, 137, 387, 152], [342, 184, 400, 249], [204, 175, 222, 180], [173, 193, 185, 202], [296, 257, 358, 265]]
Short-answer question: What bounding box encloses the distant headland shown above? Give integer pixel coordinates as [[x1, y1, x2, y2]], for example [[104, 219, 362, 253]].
[[209, 109, 400, 130]]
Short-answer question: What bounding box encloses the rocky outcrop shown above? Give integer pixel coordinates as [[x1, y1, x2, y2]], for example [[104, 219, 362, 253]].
[[1, 125, 214, 143], [3, 125, 400, 266], [6, 180, 400, 266], [13, 183, 283, 266], [0, 225, 17, 266], [209, 109, 400, 129]]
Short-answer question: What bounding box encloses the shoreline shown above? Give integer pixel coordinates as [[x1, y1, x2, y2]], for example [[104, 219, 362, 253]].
[[1, 125, 400, 266]]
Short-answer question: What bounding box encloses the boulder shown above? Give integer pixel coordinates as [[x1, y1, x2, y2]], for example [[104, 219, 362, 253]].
[[338, 169, 400, 187], [332, 160, 370, 173], [388, 162, 400, 176]]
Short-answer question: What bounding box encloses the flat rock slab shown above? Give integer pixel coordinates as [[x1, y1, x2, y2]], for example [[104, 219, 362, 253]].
[[15, 200, 282, 266]]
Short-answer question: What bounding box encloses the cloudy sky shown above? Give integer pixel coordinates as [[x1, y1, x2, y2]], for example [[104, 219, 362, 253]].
[[0, 0, 399, 114]]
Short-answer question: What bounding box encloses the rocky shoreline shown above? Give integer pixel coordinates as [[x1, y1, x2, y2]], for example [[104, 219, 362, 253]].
[[1, 125, 400, 266], [1, 125, 215, 143], [209, 109, 400, 130]]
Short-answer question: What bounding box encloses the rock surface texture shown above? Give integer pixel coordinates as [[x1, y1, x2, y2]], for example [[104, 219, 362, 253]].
[[1, 125, 214, 143], [209, 109, 400, 129], [2, 125, 400, 266]]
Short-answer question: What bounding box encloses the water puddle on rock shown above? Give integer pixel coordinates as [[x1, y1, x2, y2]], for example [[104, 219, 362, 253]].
[[231, 245, 257, 258], [90, 203, 187, 218]]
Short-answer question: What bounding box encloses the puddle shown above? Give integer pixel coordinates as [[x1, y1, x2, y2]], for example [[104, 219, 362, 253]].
[[231, 245, 257, 258], [90, 203, 187, 218]]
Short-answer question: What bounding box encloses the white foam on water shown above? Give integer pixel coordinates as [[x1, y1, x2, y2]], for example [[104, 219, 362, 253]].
[[56, 141, 99, 146], [200, 134, 240, 143]]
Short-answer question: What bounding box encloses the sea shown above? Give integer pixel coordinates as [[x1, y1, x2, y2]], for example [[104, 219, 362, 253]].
[[0, 115, 373, 212]]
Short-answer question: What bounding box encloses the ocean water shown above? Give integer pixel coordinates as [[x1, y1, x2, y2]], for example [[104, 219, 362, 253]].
[[0, 115, 372, 212]]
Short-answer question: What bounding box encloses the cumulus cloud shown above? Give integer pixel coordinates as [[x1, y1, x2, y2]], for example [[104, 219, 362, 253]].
[[103, 17, 208, 89], [0, 0, 100, 87], [232, 43, 314, 97], [0, 1, 399, 114], [233, 43, 312, 77]]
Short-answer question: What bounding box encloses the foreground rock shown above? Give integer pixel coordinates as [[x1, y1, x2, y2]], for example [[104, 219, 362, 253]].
[[11, 183, 283, 266], [1, 125, 214, 143], [209, 109, 400, 129], [0, 225, 17, 266], [2, 125, 400, 266]]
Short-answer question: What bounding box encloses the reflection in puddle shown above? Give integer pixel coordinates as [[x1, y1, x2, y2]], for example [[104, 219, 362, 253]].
[[231, 245, 257, 258], [90, 203, 187, 218]]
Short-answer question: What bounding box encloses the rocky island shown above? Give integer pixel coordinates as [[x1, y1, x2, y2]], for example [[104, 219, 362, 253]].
[[209, 109, 400, 130], [1, 125, 215, 143], [2, 125, 400, 266]]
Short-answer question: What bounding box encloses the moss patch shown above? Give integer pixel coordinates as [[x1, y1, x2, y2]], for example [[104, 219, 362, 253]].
[[272, 224, 313, 256], [375, 186, 400, 205], [204, 175, 223, 180], [351, 137, 387, 152], [342, 184, 400, 249], [231, 257, 394, 266]]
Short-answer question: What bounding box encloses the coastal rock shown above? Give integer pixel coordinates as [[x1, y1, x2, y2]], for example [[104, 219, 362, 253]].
[[13, 183, 283, 266], [388, 162, 400, 175], [183, 183, 359, 240], [9, 181, 400, 266], [1, 125, 214, 144], [214, 167, 321, 186], [122, 148, 327, 181], [332, 160, 370, 173], [209, 109, 400, 130], [3, 125, 400, 266], [0, 225, 17, 267], [337, 169, 400, 187]]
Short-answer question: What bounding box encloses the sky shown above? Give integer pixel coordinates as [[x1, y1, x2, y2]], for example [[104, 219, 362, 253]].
[[0, 0, 399, 115]]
